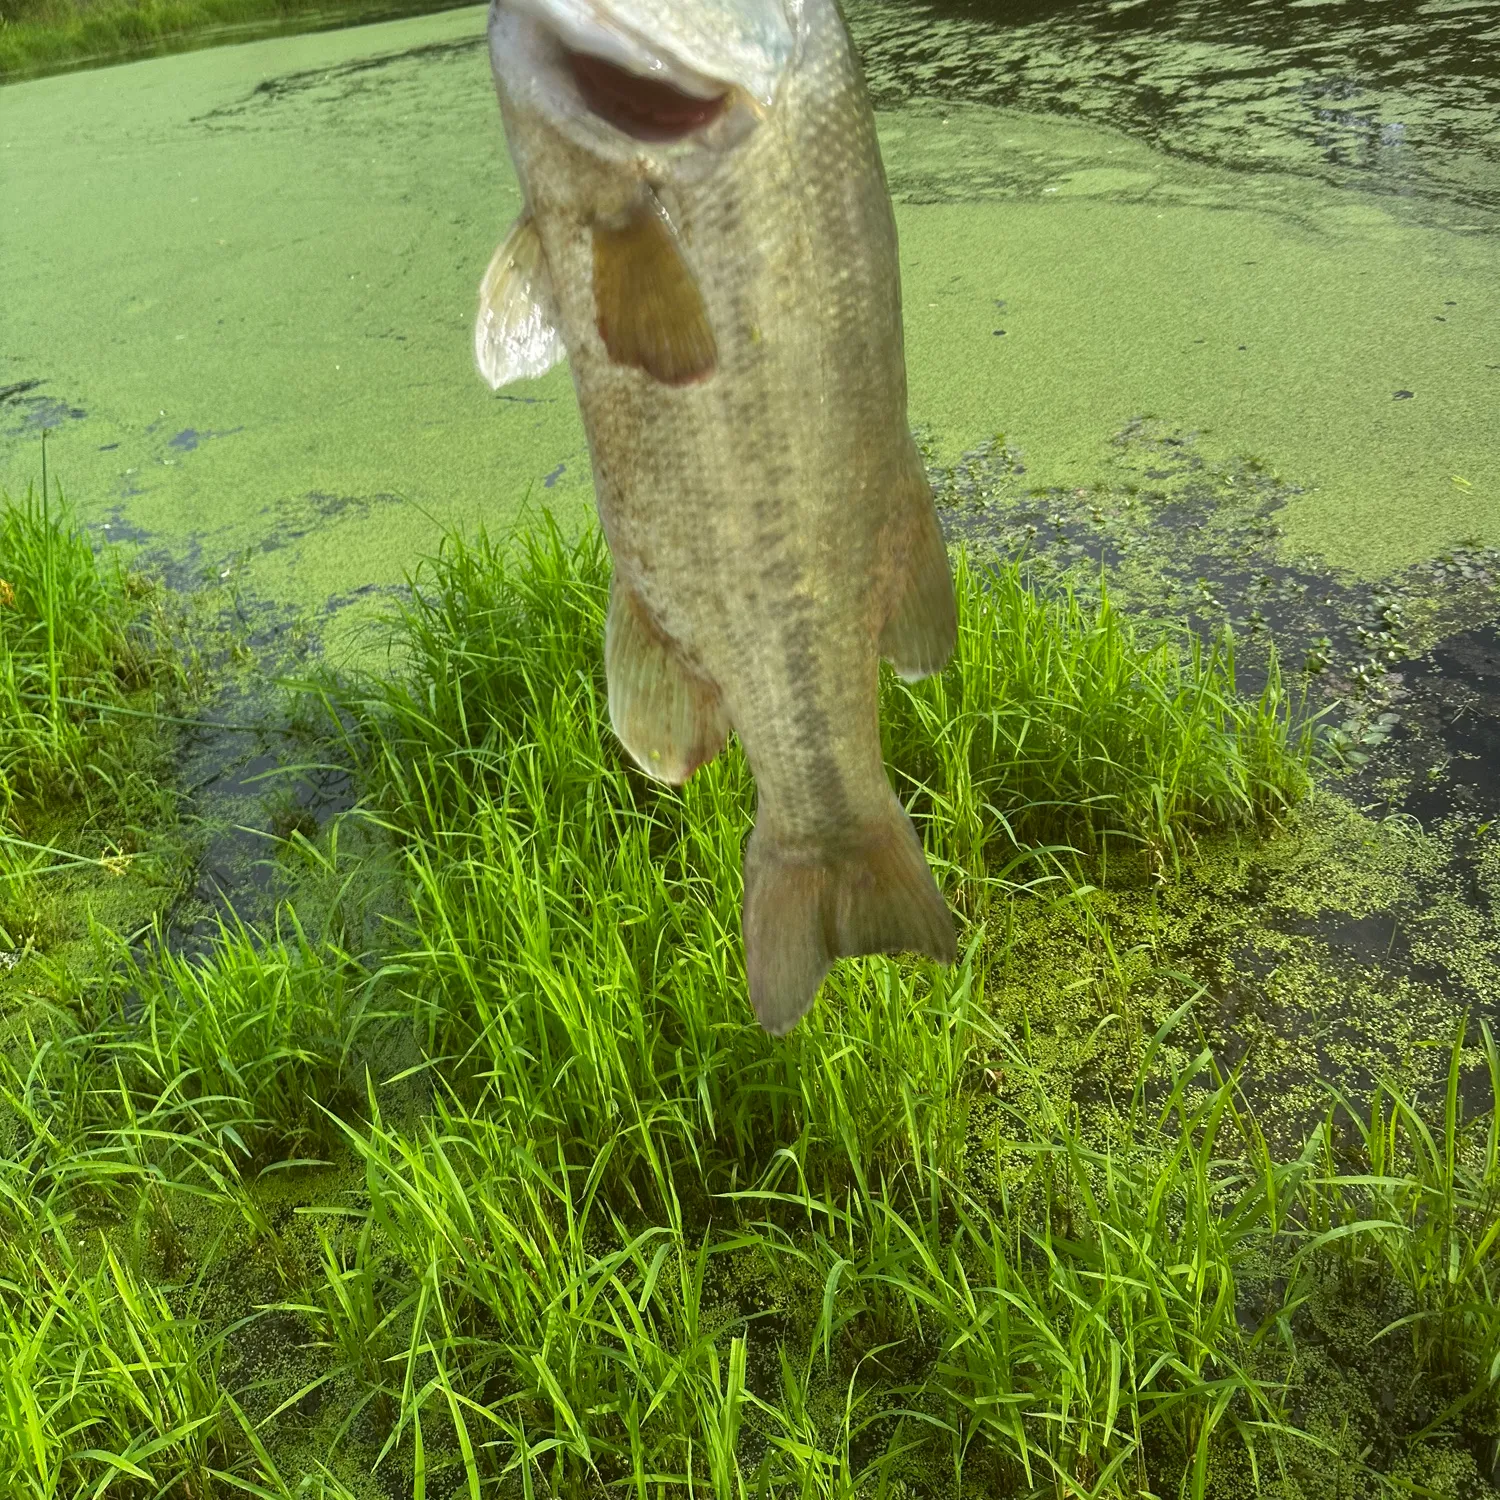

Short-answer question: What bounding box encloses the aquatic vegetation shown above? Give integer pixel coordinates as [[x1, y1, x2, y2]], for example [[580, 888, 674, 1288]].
[[0, 1225, 283, 1500], [2, 515, 1497, 1498], [0, 913, 387, 1227], [1296, 1017, 1500, 1434], [0, 0, 455, 80], [0, 478, 199, 968]]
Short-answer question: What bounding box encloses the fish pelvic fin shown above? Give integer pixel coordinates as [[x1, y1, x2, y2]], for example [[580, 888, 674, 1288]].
[[742, 799, 958, 1036], [606, 576, 731, 784], [592, 192, 717, 386], [475, 213, 567, 390], [879, 501, 957, 682]]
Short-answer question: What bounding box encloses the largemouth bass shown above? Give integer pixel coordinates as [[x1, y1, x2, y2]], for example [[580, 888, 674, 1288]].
[[478, 0, 958, 1034]]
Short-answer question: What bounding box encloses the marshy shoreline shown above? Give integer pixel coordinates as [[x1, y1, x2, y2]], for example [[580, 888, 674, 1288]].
[[3, 465, 1499, 1496]]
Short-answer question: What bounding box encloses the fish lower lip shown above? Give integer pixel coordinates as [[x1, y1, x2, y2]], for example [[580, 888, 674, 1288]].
[[564, 49, 728, 142]]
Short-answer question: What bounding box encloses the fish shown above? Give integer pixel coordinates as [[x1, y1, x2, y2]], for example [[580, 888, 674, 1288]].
[[477, 0, 959, 1034]]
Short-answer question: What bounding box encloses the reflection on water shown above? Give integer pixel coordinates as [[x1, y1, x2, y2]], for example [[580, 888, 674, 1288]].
[[847, 0, 1500, 231]]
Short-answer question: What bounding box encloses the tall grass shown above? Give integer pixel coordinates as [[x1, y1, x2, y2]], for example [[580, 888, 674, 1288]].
[[1, 913, 387, 1217], [0, 1227, 282, 1500], [888, 551, 1316, 894], [7, 511, 1495, 1497], [0, 481, 186, 836], [251, 515, 1333, 1491], [1296, 1016, 1500, 1435]]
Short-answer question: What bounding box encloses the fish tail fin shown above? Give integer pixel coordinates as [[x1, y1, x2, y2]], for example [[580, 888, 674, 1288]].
[[742, 798, 957, 1036]]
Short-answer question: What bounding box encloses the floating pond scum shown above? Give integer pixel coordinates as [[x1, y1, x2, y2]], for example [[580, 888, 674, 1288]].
[[3, 0, 1500, 1493]]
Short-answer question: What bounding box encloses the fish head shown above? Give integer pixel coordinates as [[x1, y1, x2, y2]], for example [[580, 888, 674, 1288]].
[[489, 0, 797, 170]]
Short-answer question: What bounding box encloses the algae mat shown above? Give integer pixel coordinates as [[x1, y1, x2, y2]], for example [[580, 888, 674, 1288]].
[[2, 2, 1497, 660]]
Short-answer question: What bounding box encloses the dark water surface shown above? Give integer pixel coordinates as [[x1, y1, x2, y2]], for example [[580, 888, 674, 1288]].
[[849, 0, 1500, 233]]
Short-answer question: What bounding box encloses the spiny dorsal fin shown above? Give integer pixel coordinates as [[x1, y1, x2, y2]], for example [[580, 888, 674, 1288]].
[[475, 213, 566, 390], [592, 192, 717, 386]]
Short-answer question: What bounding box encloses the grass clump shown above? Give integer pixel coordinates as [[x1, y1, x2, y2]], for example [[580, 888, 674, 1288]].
[[1, 913, 387, 1214], [0, 481, 185, 825], [0, 1227, 281, 1500], [889, 550, 1315, 894], [1297, 1016, 1500, 1435], [0, 479, 194, 960]]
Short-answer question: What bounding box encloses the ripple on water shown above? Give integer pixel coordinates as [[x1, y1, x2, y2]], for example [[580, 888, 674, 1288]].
[[847, 0, 1500, 233]]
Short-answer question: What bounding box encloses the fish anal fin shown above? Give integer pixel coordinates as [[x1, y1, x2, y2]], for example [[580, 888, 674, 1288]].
[[475, 213, 567, 390], [879, 504, 957, 682], [606, 577, 730, 784], [592, 195, 717, 386], [742, 800, 957, 1036]]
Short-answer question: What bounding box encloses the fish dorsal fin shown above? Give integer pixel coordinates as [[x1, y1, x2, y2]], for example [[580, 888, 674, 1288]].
[[592, 192, 717, 386], [475, 213, 567, 390]]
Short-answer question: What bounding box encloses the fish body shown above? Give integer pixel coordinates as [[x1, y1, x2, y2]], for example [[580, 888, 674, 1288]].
[[481, 0, 958, 1033]]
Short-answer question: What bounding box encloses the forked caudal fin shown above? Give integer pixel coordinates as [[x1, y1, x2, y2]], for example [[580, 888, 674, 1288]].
[[742, 799, 957, 1036]]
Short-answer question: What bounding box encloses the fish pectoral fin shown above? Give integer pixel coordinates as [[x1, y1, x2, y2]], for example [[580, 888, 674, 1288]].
[[475, 213, 567, 390], [592, 193, 717, 386], [879, 503, 957, 682], [606, 577, 730, 784], [742, 801, 958, 1037]]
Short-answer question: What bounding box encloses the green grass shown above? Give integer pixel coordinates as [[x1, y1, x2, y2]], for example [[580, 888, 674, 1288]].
[[0, 480, 187, 828], [0, 0, 463, 81], [1, 509, 1495, 1498], [0, 1227, 281, 1500], [0, 479, 194, 958]]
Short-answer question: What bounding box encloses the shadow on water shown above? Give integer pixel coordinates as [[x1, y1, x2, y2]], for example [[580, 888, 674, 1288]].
[[100, 526, 367, 961]]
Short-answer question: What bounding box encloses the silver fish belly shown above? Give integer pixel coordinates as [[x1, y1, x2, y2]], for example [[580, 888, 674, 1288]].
[[480, 0, 958, 1033]]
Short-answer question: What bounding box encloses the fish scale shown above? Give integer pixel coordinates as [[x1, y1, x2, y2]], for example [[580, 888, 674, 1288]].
[[480, 0, 959, 1032]]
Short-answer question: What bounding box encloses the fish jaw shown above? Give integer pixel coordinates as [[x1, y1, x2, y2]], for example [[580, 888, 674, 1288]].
[[489, 0, 794, 168], [502, 0, 794, 108]]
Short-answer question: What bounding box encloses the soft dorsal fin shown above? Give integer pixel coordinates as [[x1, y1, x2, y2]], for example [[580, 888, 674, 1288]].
[[592, 191, 717, 386], [475, 213, 567, 390]]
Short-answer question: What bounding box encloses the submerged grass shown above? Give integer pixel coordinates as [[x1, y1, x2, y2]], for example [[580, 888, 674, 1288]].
[[2, 509, 1494, 1497]]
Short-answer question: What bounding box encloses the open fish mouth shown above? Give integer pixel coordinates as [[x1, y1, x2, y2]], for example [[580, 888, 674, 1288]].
[[563, 48, 730, 141], [493, 0, 792, 149]]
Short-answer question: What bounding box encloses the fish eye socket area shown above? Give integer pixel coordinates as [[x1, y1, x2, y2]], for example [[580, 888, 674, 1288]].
[[563, 48, 730, 142]]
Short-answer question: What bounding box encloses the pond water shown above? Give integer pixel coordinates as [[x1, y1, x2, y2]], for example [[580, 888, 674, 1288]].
[[2, 0, 1496, 653]]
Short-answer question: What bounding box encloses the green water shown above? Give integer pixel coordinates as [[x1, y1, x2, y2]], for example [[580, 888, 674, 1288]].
[[1, 0, 1496, 662]]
